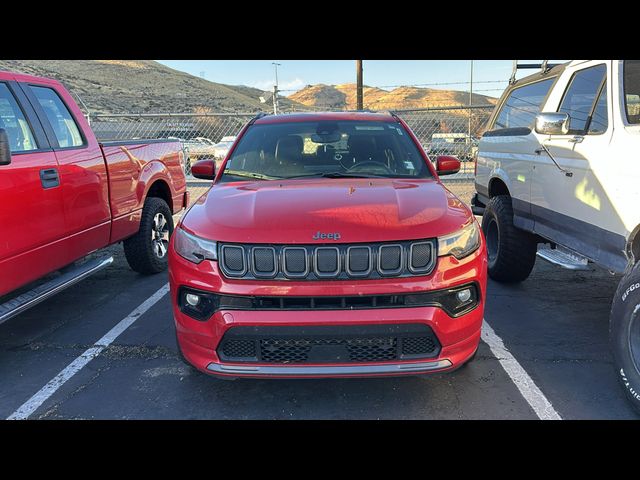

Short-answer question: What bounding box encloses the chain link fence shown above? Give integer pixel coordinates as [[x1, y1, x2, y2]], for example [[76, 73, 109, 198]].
[[89, 105, 494, 179]]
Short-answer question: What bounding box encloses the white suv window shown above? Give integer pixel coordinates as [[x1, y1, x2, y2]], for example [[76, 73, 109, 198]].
[[624, 60, 640, 124], [557, 64, 607, 133], [494, 78, 555, 131]]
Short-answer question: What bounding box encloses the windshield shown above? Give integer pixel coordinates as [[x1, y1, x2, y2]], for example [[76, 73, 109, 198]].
[[219, 120, 432, 182]]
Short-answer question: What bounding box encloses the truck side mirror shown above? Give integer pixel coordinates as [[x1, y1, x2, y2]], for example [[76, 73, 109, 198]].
[[0, 129, 11, 166], [535, 112, 570, 135], [191, 159, 216, 180], [436, 155, 460, 176]]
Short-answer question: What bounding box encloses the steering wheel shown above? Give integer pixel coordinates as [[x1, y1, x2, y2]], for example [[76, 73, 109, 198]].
[[346, 161, 393, 174]]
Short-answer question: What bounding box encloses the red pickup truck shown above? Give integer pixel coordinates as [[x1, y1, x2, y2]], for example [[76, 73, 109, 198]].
[[0, 71, 188, 322]]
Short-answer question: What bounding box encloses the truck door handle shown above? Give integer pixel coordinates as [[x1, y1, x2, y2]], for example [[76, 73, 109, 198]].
[[40, 168, 60, 189]]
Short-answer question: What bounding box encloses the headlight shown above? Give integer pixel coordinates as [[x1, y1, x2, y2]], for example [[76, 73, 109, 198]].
[[437, 220, 480, 260], [173, 227, 217, 264]]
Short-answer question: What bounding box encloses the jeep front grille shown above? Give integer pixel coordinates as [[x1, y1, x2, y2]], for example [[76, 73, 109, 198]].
[[218, 240, 436, 280]]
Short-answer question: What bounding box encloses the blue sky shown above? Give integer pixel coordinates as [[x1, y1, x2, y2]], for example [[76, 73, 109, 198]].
[[157, 60, 563, 98]]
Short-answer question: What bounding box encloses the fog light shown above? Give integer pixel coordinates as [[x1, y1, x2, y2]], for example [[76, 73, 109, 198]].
[[456, 288, 472, 304], [185, 293, 200, 306]]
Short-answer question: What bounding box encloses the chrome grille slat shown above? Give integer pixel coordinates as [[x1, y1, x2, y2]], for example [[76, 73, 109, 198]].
[[218, 240, 437, 281]]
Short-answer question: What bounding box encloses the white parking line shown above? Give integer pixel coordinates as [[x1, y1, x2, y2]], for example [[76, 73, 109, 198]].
[[482, 320, 562, 420], [7, 283, 170, 420]]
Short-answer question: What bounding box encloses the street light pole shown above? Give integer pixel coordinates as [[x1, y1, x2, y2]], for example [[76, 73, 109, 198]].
[[468, 59, 474, 142], [272, 62, 281, 115], [356, 60, 363, 110]]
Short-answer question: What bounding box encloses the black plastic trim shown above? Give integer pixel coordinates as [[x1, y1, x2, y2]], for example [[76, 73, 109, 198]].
[[178, 282, 480, 321]]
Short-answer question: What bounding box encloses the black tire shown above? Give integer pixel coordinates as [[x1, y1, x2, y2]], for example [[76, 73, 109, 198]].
[[481, 195, 537, 283], [610, 262, 640, 415], [123, 197, 173, 274]]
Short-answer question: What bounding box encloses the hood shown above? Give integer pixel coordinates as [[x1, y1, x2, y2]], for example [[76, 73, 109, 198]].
[[181, 178, 472, 244]]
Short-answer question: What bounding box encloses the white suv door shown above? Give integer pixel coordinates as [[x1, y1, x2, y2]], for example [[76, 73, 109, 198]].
[[529, 61, 629, 271]]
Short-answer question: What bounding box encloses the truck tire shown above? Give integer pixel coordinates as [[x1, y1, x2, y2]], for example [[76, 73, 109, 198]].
[[481, 195, 537, 283], [610, 262, 640, 415], [124, 197, 173, 274]]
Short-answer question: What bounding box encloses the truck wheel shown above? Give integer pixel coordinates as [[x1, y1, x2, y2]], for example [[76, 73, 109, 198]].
[[124, 197, 173, 274], [610, 262, 640, 415], [482, 195, 537, 283]]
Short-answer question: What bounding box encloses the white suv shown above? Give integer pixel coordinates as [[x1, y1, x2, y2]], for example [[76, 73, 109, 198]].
[[473, 60, 640, 413]]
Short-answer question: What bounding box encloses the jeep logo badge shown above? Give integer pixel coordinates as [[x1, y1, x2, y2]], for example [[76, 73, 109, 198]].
[[313, 231, 341, 241]]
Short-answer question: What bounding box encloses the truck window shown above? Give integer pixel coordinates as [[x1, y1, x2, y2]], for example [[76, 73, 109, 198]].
[[558, 64, 606, 133], [624, 60, 640, 124], [0, 83, 38, 153], [493, 78, 555, 131], [588, 82, 608, 134], [30, 86, 84, 148]]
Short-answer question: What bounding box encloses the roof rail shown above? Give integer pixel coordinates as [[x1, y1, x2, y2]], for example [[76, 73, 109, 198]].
[[509, 60, 562, 85], [248, 111, 269, 125], [382, 110, 402, 122]]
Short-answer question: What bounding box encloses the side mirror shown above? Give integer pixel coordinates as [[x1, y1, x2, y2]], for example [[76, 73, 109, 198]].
[[436, 155, 460, 176], [0, 129, 11, 166], [191, 159, 216, 180], [535, 112, 570, 135]]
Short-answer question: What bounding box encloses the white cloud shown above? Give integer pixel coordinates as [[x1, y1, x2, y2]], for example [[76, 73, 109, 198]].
[[250, 77, 306, 93]]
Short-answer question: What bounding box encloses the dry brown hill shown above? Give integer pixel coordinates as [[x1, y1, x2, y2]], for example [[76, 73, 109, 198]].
[[289, 83, 498, 110], [0, 60, 305, 114]]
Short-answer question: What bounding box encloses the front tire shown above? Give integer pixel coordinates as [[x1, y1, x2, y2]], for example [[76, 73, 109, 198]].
[[124, 197, 173, 274], [482, 195, 537, 283], [610, 262, 640, 415]]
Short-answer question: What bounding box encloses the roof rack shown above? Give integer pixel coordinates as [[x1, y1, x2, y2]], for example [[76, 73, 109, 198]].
[[248, 111, 269, 125], [509, 60, 562, 85]]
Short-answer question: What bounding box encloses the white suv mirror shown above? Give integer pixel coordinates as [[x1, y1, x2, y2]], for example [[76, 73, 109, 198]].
[[535, 112, 570, 135]]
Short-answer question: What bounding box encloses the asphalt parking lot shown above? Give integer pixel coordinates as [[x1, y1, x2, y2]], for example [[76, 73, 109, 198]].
[[0, 181, 637, 420]]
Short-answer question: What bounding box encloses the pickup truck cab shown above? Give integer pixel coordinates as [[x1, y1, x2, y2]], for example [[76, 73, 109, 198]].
[[0, 70, 188, 322], [169, 111, 487, 379], [473, 60, 640, 413]]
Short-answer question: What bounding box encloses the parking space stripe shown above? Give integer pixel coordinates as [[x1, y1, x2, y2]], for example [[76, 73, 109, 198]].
[[7, 283, 170, 420], [481, 320, 562, 420]]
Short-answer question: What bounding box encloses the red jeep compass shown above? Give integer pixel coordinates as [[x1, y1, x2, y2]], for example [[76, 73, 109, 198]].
[[169, 112, 487, 378]]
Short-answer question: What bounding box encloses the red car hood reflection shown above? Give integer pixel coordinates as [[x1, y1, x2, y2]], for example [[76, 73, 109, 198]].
[[180, 178, 471, 244]]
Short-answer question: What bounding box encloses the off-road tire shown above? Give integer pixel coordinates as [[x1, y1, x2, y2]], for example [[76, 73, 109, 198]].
[[123, 197, 173, 274], [482, 195, 537, 283], [610, 262, 640, 415]]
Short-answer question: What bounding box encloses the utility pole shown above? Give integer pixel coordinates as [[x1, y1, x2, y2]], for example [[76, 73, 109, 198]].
[[468, 60, 474, 143], [356, 60, 363, 110], [272, 62, 281, 115]]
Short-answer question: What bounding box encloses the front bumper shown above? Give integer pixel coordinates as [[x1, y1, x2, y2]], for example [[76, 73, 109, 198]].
[[169, 241, 487, 378], [206, 359, 453, 376]]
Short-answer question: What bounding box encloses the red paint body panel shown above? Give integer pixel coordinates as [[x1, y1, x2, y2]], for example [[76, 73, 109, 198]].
[[182, 178, 472, 244], [0, 70, 186, 297], [169, 111, 488, 378], [169, 241, 487, 377]]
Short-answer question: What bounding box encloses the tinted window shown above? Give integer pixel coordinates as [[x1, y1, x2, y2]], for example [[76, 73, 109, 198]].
[[494, 78, 555, 130], [0, 83, 37, 153], [624, 60, 640, 124], [31, 86, 83, 148], [221, 120, 432, 181], [558, 64, 606, 133], [588, 82, 608, 134]]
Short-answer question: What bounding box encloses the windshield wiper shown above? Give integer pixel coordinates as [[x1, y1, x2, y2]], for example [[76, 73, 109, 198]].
[[284, 172, 386, 179], [223, 170, 282, 180]]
